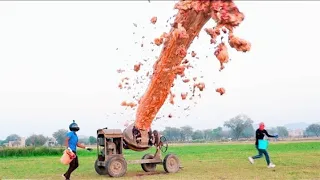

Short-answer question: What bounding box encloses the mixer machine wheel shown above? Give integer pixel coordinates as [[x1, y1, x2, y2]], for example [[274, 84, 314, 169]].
[[141, 153, 157, 172], [163, 153, 180, 173], [106, 156, 127, 177]]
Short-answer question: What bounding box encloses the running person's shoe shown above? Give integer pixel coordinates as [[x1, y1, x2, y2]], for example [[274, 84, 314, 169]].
[[248, 157, 254, 164], [268, 163, 276, 168]]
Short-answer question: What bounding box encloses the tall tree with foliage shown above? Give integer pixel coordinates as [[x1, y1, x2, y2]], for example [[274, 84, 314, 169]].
[[275, 126, 289, 137], [224, 114, 254, 140], [26, 134, 47, 146], [0, 140, 5, 146], [306, 124, 320, 137], [192, 130, 204, 140], [212, 127, 223, 140], [5, 134, 21, 142], [52, 129, 68, 146], [203, 129, 213, 140], [241, 124, 255, 138], [161, 127, 181, 141], [180, 126, 193, 141], [88, 136, 97, 145]]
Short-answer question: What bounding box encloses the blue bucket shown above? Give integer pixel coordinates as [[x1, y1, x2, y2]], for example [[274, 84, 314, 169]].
[[258, 140, 268, 150]]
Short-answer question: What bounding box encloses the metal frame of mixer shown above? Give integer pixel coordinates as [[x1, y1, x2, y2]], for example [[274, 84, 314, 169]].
[[94, 127, 180, 178]]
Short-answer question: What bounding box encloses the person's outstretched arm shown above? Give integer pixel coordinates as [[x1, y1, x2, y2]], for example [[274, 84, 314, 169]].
[[264, 130, 277, 138], [77, 142, 93, 151]]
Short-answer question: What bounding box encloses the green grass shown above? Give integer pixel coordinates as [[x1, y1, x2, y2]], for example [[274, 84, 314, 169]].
[[0, 141, 320, 180]]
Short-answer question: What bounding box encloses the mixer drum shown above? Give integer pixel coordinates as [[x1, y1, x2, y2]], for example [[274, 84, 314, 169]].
[[123, 123, 151, 152]]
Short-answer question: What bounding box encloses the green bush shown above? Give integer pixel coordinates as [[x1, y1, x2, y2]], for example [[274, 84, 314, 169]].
[[0, 147, 64, 158], [0, 147, 95, 158]]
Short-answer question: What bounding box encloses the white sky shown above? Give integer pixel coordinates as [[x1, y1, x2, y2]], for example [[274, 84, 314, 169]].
[[0, 1, 319, 139]]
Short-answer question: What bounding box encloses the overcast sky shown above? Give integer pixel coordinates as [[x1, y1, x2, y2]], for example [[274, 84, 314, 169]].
[[0, 1, 319, 139]]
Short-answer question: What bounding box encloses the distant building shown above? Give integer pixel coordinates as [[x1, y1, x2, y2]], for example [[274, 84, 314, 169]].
[[7, 137, 26, 147], [288, 129, 304, 138], [43, 137, 57, 147]]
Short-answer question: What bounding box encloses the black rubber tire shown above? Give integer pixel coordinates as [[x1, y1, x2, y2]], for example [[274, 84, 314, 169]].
[[141, 154, 157, 172], [163, 153, 180, 173], [106, 156, 127, 177], [94, 159, 108, 175]]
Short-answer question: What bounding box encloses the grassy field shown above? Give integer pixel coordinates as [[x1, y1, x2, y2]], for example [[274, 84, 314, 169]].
[[0, 141, 320, 180]]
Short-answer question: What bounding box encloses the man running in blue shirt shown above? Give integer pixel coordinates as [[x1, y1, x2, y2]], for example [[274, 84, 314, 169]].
[[63, 120, 92, 180]]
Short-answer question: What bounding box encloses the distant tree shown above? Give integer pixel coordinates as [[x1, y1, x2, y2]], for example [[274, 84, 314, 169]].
[[0, 140, 4, 146], [53, 129, 68, 146], [267, 128, 277, 134], [303, 130, 314, 137], [306, 124, 320, 137], [275, 126, 289, 137], [88, 136, 97, 145], [224, 114, 254, 140], [241, 124, 255, 138], [161, 127, 181, 141], [26, 134, 47, 146], [203, 129, 213, 140], [5, 134, 21, 142], [192, 130, 204, 140], [212, 127, 223, 140], [180, 126, 193, 141], [78, 137, 89, 145]]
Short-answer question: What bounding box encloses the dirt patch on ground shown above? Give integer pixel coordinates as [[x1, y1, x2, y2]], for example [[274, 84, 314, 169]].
[[135, 172, 167, 177], [125, 171, 168, 179]]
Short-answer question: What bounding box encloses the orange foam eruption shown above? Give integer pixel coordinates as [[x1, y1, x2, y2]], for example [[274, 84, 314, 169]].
[[134, 0, 251, 130]]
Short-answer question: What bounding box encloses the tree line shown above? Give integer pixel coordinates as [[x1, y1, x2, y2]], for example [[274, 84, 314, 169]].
[[160, 114, 287, 142], [1, 114, 319, 146], [0, 129, 97, 147], [160, 114, 320, 142]]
